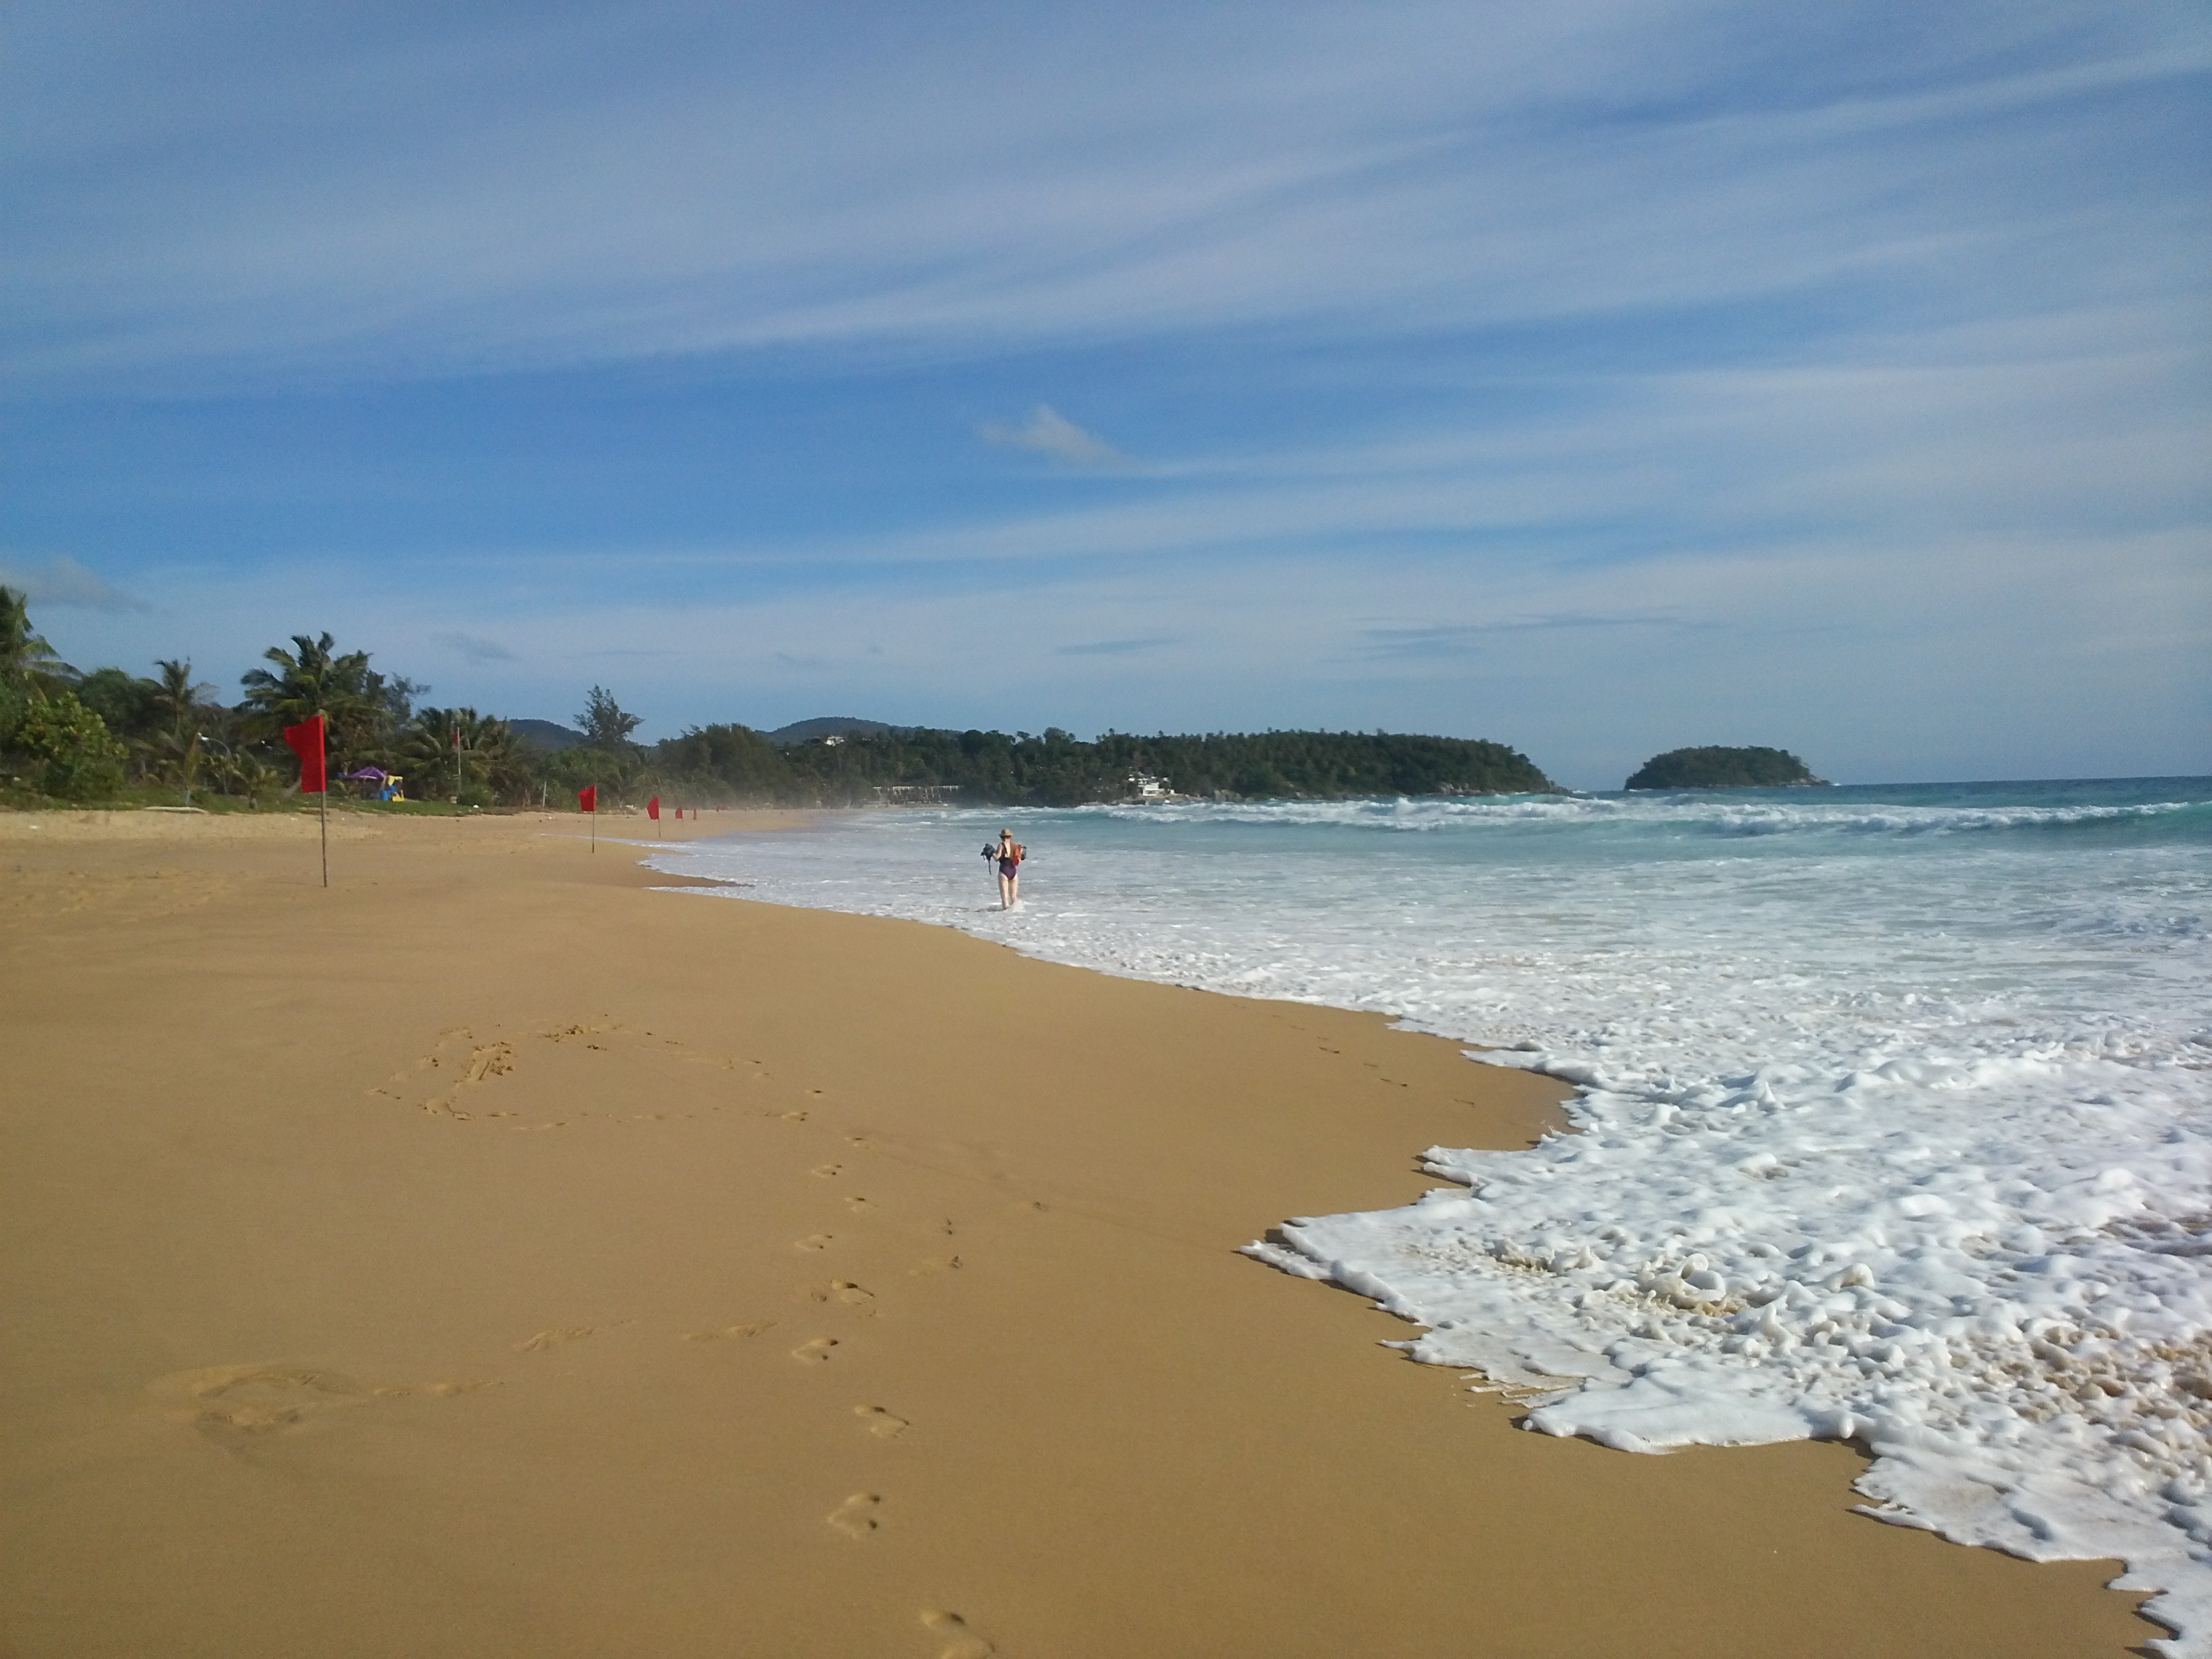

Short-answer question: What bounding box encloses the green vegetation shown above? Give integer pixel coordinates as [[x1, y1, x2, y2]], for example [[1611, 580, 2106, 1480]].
[[0, 586, 1555, 811], [400, 708, 530, 808], [1, 589, 129, 802], [1624, 745, 1827, 790], [237, 632, 424, 775], [12, 691, 128, 800], [659, 725, 1552, 806], [1, 587, 71, 695]]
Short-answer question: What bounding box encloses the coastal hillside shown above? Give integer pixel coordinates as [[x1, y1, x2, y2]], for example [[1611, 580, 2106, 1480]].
[[763, 715, 893, 746], [661, 724, 1554, 806], [510, 718, 587, 750], [1624, 745, 1827, 790]]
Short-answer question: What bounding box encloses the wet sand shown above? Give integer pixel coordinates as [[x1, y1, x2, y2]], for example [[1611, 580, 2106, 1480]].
[[0, 809, 2162, 1656]]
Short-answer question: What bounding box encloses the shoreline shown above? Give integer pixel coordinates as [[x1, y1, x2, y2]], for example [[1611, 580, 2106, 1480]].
[[0, 812, 2161, 1656]]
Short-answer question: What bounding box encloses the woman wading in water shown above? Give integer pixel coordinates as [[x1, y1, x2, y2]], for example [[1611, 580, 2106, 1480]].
[[994, 828, 1025, 909]]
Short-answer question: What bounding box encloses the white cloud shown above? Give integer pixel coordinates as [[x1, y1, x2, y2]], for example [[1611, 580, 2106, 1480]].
[[979, 405, 1126, 467], [430, 630, 517, 663], [0, 554, 149, 612]]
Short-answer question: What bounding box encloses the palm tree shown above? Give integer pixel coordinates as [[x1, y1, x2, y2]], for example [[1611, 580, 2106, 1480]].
[[148, 658, 218, 800], [152, 658, 213, 735], [204, 743, 273, 804], [402, 706, 515, 801], [0, 586, 71, 695], [239, 632, 383, 773]]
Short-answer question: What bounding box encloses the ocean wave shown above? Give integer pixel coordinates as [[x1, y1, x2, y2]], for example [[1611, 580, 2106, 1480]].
[[659, 779, 2212, 1652], [1088, 794, 2203, 839]]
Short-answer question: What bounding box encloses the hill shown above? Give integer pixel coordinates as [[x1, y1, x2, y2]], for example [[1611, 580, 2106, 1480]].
[[765, 716, 895, 747], [511, 718, 588, 750], [1624, 746, 1827, 790]]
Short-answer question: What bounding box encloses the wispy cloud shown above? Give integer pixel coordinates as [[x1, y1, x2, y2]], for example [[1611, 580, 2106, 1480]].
[[8, 5, 2201, 387], [981, 405, 1127, 468], [1359, 614, 1708, 657], [430, 630, 516, 663], [1052, 635, 1174, 656], [0, 554, 149, 612]]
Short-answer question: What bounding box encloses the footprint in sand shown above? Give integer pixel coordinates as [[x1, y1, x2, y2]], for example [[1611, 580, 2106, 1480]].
[[682, 1322, 773, 1343], [909, 1255, 964, 1275], [463, 1042, 516, 1084], [920, 1609, 995, 1658], [781, 1110, 809, 1123], [383, 1031, 519, 1117], [812, 1164, 842, 1179], [148, 1364, 367, 1441], [854, 1405, 909, 1439], [844, 1195, 873, 1214], [811, 1280, 876, 1312], [790, 1337, 839, 1364], [795, 1234, 834, 1252], [827, 1492, 881, 1537], [515, 1326, 596, 1353]]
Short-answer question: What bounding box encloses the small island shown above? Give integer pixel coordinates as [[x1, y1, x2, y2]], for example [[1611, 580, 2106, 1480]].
[[1624, 745, 1828, 790]]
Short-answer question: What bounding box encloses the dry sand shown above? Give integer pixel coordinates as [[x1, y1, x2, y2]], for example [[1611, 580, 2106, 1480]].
[[0, 809, 2163, 1657]]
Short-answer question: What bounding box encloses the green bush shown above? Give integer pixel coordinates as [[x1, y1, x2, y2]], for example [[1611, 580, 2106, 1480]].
[[15, 691, 129, 800], [0, 676, 26, 753], [73, 667, 163, 743]]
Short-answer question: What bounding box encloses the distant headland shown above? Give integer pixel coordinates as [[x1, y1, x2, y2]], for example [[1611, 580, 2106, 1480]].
[[660, 720, 1555, 806], [1624, 746, 1828, 790]]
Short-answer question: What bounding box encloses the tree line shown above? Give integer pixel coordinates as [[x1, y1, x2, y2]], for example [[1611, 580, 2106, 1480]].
[[1, 590, 1553, 808], [668, 724, 1553, 806]]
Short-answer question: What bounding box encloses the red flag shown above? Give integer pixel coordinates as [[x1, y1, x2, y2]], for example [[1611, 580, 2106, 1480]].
[[647, 796, 660, 821], [577, 785, 597, 813], [283, 714, 327, 794]]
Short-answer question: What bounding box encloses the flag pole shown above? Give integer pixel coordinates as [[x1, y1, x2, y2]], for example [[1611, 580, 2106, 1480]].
[[283, 712, 330, 886], [316, 713, 328, 886]]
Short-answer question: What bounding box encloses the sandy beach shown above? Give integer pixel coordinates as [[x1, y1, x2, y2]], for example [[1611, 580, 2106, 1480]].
[[0, 810, 2161, 1657]]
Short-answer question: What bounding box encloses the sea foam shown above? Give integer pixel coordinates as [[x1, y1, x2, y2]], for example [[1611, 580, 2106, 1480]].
[[659, 781, 2212, 1651]]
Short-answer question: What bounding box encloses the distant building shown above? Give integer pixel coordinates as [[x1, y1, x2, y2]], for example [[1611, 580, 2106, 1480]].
[[1126, 772, 1174, 802]]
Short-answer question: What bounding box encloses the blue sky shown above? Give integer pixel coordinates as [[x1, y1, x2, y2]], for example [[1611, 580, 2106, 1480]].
[[3, 1, 2206, 788]]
